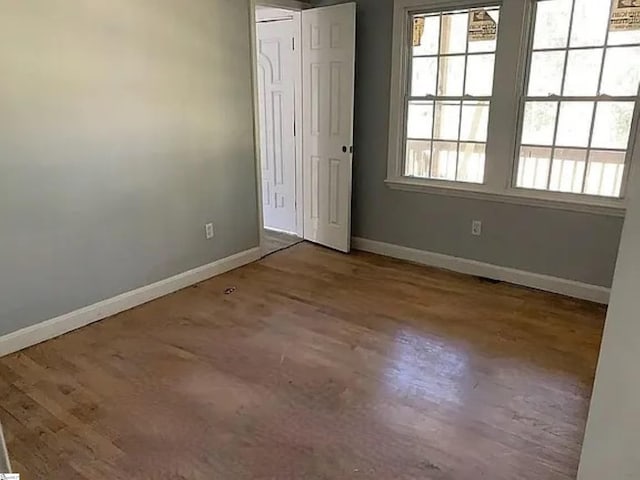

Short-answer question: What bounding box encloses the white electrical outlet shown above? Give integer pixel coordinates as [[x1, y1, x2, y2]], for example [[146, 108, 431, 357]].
[[205, 223, 214, 240], [472, 220, 482, 236]]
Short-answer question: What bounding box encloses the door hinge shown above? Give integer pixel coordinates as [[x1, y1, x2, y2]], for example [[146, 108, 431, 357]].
[[293, 119, 296, 137]]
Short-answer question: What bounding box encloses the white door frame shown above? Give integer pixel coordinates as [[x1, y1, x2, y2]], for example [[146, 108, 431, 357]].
[[249, 0, 306, 252]]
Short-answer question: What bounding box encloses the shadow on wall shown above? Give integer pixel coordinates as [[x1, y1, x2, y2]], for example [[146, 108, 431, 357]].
[[0, 0, 260, 337]]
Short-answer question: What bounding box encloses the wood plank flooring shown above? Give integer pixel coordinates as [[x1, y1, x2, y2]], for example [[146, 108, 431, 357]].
[[262, 229, 301, 256], [0, 243, 605, 479]]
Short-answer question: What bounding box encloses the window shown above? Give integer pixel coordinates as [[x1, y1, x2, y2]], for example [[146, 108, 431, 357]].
[[387, 0, 640, 215], [516, 0, 640, 198], [405, 6, 500, 183]]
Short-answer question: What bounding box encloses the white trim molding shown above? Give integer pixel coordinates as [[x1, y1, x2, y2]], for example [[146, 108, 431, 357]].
[[352, 237, 610, 304], [0, 247, 261, 358], [385, 178, 627, 217]]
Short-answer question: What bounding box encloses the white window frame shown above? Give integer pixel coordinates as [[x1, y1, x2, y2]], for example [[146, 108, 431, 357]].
[[386, 0, 636, 216]]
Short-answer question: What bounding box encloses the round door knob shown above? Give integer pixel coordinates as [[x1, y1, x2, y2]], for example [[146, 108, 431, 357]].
[[342, 146, 347, 153]]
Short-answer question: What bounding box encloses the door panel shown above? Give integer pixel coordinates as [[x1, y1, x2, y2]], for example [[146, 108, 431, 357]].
[[257, 19, 297, 234], [302, 3, 356, 253]]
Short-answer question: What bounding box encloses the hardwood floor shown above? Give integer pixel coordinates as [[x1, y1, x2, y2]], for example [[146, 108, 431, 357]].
[[0, 243, 605, 479], [262, 228, 301, 256]]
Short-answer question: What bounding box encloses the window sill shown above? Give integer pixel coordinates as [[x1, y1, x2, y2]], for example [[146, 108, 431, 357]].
[[384, 177, 627, 217]]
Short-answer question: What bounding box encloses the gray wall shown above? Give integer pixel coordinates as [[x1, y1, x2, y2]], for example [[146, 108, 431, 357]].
[[0, 0, 260, 336], [314, 0, 624, 287]]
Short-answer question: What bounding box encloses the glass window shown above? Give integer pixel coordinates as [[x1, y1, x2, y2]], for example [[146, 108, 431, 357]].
[[515, 0, 640, 198], [404, 6, 500, 183]]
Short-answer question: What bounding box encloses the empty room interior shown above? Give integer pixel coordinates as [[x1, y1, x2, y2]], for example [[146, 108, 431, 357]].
[[1, 0, 640, 478]]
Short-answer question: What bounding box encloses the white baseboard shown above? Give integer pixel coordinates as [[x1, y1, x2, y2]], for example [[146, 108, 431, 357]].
[[263, 226, 300, 237], [0, 247, 261, 358], [352, 237, 610, 305]]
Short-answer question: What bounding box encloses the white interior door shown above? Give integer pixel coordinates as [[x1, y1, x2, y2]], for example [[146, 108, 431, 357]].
[[257, 19, 297, 235], [302, 3, 356, 253]]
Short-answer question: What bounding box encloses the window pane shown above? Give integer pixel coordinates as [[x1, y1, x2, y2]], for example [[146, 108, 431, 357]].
[[465, 54, 495, 96], [528, 51, 565, 96], [468, 9, 499, 53], [608, 25, 640, 46], [522, 102, 558, 145], [440, 12, 468, 54], [533, 0, 572, 50], [405, 140, 432, 177], [407, 101, 434, 139], [563, 49, 603, 96], [515, 1, 636, 199], [585, 151, 625, 197], [591, 102, 635, 149], [404, 6, 497, 185], [517, 146, 551, 189], [413, 15, 440, 56], [457, 143, 485, 183], [433, 101, 460, 140], [438, 56, 465, 96], [411, 57, 438, 96], [601, 46, 640, 96], [431, 141, 458, 180], [460, 101, 489, 142], [569, 0, 609, 47], [556, 101, 594, 147], [549, 149, 587, 193]]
